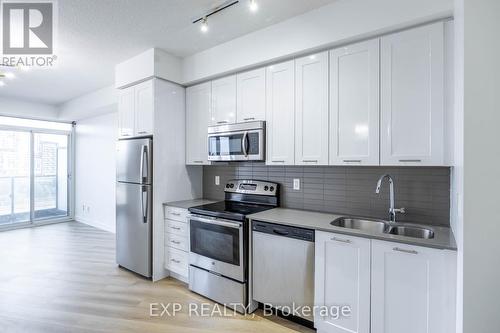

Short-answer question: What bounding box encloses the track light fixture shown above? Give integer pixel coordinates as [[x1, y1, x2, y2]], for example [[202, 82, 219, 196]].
[[193, 0, 240, 34], [200, 17, 208, 33], [249, 0, 258, 12]]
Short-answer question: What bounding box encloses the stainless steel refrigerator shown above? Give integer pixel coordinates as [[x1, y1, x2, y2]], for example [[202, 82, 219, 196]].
[[116, 137, 152, 278]]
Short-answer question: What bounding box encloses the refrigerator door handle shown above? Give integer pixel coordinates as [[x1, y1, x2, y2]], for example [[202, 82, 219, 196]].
[[140, 145, 148, 184], [141, 186, 148, 223]]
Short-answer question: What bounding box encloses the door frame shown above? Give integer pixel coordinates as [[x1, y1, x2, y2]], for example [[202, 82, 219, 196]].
[[0, 124, 75, 231]]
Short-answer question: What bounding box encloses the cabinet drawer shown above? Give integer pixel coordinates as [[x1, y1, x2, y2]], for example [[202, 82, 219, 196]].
[[165, 232, 189, 252], [164, 206, 188, 222], [165, 219, 188, 236], [165, 247, 189, 277]]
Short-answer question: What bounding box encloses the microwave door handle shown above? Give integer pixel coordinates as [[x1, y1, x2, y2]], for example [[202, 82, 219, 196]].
[[242, 132, 248, 157]]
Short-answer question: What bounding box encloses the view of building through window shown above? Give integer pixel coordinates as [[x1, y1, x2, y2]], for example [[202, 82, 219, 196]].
[[0, 123, 70, 226]]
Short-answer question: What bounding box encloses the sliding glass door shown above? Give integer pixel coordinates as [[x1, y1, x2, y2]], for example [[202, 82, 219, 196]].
[[0, 117, 73, 229], [34, 133, 69, 220], [0, 130, 31, 225]]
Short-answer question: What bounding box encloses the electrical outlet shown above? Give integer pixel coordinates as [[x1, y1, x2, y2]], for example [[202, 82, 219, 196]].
[[215, 176, 220, 186], [293, 179, 300, 190]]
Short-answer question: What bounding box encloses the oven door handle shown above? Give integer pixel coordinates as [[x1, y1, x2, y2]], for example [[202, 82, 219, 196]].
[[190, 216, 242, 229]]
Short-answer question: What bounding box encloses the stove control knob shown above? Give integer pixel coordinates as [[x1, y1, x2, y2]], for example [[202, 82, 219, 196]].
[[264, 186, 269, 191], [270, 186, 275, 192], [226, 184, 230, 188], [229, 183, 234, 188]]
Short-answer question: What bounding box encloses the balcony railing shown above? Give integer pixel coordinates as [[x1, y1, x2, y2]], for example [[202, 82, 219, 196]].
[[0, 175, 64, 224]]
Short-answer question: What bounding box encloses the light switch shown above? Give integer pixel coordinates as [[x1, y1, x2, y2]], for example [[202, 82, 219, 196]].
[[215, 176, 220, 186], [293, 178, 300, 190]]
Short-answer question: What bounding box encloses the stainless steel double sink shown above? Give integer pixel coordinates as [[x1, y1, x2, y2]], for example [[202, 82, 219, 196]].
[[331, 217, 435, 239]]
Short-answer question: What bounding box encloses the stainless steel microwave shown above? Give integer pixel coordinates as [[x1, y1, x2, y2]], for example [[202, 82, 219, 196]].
[[208, 121, 265, 161]]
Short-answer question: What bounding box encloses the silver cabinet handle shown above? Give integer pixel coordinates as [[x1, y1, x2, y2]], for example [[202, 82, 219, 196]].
[[170, 226, 181, 230], [121, 133, 130, 137], [243, 117, 255, 121], [303, 159, 318, 163], [343, 159, 362, 163], [399, 159, 422, 163], [393, 247, 418, 255], [331, 237, 351, 244], [171, 212, 181, 216], [217, 121, 228, 124], [271, 160, 285, 163], [193, 160, 204, 164], [171, 240, 181, 245], [138, 131, 148, 134], [170, 259, 181, 264]]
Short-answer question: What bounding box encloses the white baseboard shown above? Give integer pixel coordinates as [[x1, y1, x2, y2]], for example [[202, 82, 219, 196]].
[[75, 215, 115, 233]]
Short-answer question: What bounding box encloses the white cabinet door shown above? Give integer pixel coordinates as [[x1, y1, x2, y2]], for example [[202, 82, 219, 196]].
[[211, 75, 237, 125], [186, 82, 211, 165], [265, 60, 295, 165], [118, 86, 135, 138], [371, 240, 456, 333], [330, 40, 380, 166], [134, 80, 154, 136], [380, 22, 444, 165], [315, 231, 371, 333], [295, 52, 329, 165], [237, 68, 266, 122]]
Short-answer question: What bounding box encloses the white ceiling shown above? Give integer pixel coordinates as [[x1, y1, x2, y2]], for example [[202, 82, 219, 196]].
[[0, 0, 335, 105]]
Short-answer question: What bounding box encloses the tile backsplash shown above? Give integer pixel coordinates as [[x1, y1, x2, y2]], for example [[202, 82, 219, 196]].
[[203, 163, 451, 227]]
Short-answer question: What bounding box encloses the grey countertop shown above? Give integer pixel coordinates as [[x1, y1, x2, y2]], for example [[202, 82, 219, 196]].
[[248, 208, 457, 251], [163, 199, 216, 209]]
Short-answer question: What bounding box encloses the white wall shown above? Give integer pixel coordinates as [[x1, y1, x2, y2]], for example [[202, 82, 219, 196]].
[[74, 112, 117, 233], [58, 85, 117, 121], [451, 1, 464, 332], [0, 96, 59, 120], [462, 0, 500, 331], [181, 0, 453, 84]]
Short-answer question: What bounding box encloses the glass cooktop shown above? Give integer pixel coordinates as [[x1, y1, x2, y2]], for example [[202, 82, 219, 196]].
[[189, 201, 274, 222]]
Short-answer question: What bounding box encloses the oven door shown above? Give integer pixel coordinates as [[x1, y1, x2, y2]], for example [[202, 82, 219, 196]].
[[208, 129, 264, 161], [189, 215, 245, 282]]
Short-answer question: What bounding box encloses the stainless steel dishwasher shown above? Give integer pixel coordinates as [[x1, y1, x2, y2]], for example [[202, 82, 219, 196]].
[[252, 220, 314, 321]]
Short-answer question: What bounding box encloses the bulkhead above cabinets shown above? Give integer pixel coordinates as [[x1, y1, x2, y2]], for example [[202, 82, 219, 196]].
[[185, 20, 453, 167]]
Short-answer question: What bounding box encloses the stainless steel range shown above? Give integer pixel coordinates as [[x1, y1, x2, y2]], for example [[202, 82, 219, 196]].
[[188, 179, 279, 313]]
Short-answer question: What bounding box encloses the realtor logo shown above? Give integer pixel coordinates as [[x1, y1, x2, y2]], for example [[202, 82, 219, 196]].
[[2, 1, 53, 54]]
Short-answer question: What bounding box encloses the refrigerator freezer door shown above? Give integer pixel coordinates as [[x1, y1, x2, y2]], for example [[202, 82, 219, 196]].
[[116, 182, 152, 277], [116, 138, 152, 184]]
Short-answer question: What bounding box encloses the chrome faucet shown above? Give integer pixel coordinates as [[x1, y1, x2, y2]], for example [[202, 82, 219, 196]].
[[375, 174, 405, 223]]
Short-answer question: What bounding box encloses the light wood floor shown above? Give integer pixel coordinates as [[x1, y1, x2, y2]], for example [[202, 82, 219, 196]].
[[0, 222, 314, 333]]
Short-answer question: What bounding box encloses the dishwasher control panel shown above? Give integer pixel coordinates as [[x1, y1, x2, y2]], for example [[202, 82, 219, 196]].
[[252, 220, 314, 242]]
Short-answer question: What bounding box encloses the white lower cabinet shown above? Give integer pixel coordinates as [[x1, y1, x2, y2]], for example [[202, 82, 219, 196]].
[[371, 240, 456, 333], [164, 206, 190, 281], [315, 231, 371, 333], [315, 233, 456, 333]]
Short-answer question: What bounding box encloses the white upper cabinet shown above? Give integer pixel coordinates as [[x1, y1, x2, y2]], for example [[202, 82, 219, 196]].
[[371, 240, 456, 333], [134, 80, 154, 136], [237, 68, 266, 122], [118, 79, 154, 138], [186, 82, 211, 165], [330, 39, 380, 165], [211, 75, 237, 125], [295, 52, 329, 165], [380, 22, 445, 165], [265, 60, 295, 165], [315, 231, 371, 333], [118, 87, 135, 138]]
